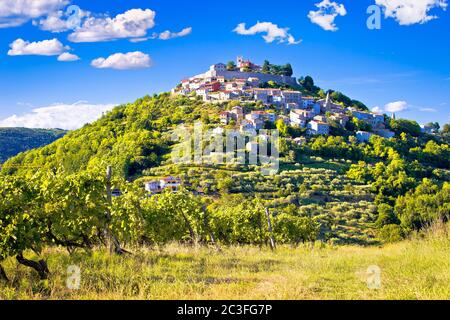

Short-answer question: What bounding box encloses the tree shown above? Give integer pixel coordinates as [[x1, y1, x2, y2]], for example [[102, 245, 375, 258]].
[[425, 122, 440, 133], [442, 123, 450, 134], [276, 119, 289, 137], [331, 91, 352, 107], [300, 76, 315, 92], [283, 63, 293, 77], [273, 214, 318, 245], [378, 224, 404, 243], [395, 179, 449, 232], [376, 204, 399, 227], [226, 61, 236, 71], [262, 60, 270, 74], [390, 119, 421, 137]]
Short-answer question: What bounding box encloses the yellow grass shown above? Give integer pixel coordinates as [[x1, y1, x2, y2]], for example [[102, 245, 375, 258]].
[[1, 227, 449, 300]]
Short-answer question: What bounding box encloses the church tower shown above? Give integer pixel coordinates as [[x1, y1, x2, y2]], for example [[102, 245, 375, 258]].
[[237, 56, 244, 68]]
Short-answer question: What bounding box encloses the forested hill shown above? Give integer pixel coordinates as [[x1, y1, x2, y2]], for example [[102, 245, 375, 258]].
[[1, 94, 217, 177], [0, 128, 66, 164], [1, 92, 448, 179], [1, 92, 449, 245]]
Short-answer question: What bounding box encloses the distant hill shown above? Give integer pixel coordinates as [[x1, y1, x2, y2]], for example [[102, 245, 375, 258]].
[[0, 128, 67, 163]]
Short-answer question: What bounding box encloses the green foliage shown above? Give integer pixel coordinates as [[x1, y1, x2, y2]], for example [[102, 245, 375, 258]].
[[141, 191, 205, 244], [299, 76, 319, 94], [260, 60, 293, 76], [410, 140, 450, 168], [443, 123, 450, 134], [0, 175, 40, 261], [1, 94, 216, 178], [351, 117, 372, 132], [273, 213, 318, 244], [0, 92, 448, 257], [329, 91, 368, 110], [390, 119, 422, 137], [378, 224, 404, 243], [376, 204, 399, 227], [276, 119, 289, 137], [209, 197, 267, 245], [226, 61, 236, 71], [395, 179, 449, 232]]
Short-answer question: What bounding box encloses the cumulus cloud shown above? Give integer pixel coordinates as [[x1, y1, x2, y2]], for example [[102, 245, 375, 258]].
[[57, 52, 79, 61], [308, 0, 347, 31], [0, 102, 116, 130], [0, 0, 69, 28], [375, 0, 447, 25], [372, 106, 384, 114], [372, 102, 409, 114], [156, 27, 192, 40], [91, 51, 152, 70], [233, 22, 301, 45], [68, 8, 156, 42], [8, 38, 69, 56], [384, 101, 409, 112]]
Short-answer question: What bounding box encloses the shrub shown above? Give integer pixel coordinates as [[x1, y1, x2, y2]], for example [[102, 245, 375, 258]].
[[378, 224, 404, 243]]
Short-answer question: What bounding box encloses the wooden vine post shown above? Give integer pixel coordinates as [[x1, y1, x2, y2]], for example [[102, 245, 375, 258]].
[[265, 208, 276, 251]]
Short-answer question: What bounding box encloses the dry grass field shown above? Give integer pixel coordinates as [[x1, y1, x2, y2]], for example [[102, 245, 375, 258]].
[[1, 225, 449, 300]]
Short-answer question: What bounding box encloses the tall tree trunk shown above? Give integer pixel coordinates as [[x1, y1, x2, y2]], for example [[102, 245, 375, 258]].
[[16, 253, 49, 280]]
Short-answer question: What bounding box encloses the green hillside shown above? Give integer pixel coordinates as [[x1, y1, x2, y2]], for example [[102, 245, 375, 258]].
[[0, 128, 66, 164], [1, 93, 448, 246]]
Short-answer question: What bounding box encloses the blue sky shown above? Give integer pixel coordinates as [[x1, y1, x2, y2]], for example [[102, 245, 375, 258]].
[[0, 0, 449, 129]]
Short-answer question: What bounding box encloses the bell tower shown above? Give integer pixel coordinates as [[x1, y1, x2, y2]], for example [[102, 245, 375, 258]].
[[237, 56, 244, 68]]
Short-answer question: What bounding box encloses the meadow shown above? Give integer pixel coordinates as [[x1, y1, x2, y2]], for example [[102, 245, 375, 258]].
[[1, 224, 448, 300]]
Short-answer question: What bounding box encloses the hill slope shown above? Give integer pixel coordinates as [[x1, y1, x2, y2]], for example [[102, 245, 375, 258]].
[[0, 128, 66, 163], [1, 93, 448, 245]]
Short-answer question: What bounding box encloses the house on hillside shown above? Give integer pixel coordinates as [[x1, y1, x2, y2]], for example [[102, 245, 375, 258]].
[[356, 131, 373, 143], [308, 120, 330, 135], [144, 177, 182, 194]]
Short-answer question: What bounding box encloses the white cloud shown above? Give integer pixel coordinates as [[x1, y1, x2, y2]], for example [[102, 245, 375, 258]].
[[308, 0, 347, 31], [385, 101, 409, 112], [156, 27, 192, 40], [372, 106, 384, 114], [419, 107, 437, 112], [91, 51, 152, 70], [57, 52, 79, 61], [0, 102, 116, 130], [0, 0, 69, 28], [129, 37, 149, 43], [8, 38, 69, 56], [375, 0, 448, 25], [68, 8, 156, 42], [233, 22, 301, 45]]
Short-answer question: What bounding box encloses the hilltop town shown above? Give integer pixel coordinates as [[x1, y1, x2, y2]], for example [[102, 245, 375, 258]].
[[172, 56, 397, 139]]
